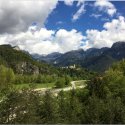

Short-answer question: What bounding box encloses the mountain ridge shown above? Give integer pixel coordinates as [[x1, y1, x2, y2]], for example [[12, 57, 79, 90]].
[[32, 41, 125, 72]]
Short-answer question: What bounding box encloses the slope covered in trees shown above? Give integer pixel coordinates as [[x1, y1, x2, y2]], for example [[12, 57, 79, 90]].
[[1, 60, 125, 123], [0, 44, 57, 75], [0, 45, 95, 83]]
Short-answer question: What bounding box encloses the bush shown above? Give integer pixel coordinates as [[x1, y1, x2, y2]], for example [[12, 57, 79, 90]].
[[55, 78, 65, 88], [0, 65, 15, 96]]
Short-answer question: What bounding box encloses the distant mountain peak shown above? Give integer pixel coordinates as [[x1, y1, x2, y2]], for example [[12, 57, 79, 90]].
[[31, 41, 125, 72], [111, 41, 125, 49]]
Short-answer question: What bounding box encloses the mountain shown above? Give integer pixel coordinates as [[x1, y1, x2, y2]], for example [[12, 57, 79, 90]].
[[52, 47, 110, 68], [52, 49, 85, 66], [78, 42, 125, 72], [0, 44, 57, 74], [32, 52, 62, 63], [35, 41, 125, 72], [106, 41, 125, 60], [79, 42, 125, 72], [81, 54, 116, 72], [85, 47, 109, 57]]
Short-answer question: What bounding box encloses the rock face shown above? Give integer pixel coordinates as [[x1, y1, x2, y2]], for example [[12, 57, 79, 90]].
[[16, 62, 39, 74]]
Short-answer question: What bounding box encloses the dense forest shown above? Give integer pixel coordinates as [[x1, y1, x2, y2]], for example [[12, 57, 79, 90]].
[[1, 59, 125, 123]]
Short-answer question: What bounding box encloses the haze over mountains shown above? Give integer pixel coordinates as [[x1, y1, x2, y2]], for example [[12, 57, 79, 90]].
[[32, 41, 125, 72]]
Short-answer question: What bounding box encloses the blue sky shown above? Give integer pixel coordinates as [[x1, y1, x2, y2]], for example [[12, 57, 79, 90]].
[[0, 0, 125, 54], [46, 1, 125, 35]]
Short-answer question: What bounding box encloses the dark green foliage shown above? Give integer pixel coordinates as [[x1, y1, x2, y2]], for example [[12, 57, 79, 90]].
[[65, 75, 71, 85], [0, 89, 41, 124], [55, 78, 65, 88], [0, 45, 58, 75], [58, 67, 96, 80], [0, 45, 95, 82], [0, 65, 15, 97], [38, 91, 58, 123], [55, 76, 71, 88], [1, 57, 125, 123]]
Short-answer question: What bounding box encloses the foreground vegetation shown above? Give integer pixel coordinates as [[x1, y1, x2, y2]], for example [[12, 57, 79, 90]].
[[14, 82, 55, 90], [1, 59, 125, 123]]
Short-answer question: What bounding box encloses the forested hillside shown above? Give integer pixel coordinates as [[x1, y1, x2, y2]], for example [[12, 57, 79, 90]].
[[0, 45, 59, 75], [1, 59, 125, 123], [0, 44, 95, 90]]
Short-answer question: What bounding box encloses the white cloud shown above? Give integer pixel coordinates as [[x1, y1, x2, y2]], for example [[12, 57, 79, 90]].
[[77, 0, 85, 7], [64, 0, 74, 6], [0, 0, 85, 54], [55, 29, 84, 52], [1, 15, 125, 55], [0, 0, 124, 55], [90, 13, 102, 18], [63, 0, 85, 21], [0, 27, 84, 54], [64, 0, 84, 7], [72, 3, 85, 21], [0, 0, 58, 34], [94, 0, 116, 17], [1, 16, 125, 55], [83, 16, 125, 50]]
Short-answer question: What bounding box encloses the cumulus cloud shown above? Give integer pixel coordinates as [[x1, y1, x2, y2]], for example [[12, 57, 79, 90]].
[[94, 0, 117, 17], [1, 16, 125, 54], [83, 16, 125, 50], [0, 0, 84, 54], [0, 0, 58, 34], [55, 29, 84, 52], [0, 27, 84, 54], [0, 0, 124, 55]]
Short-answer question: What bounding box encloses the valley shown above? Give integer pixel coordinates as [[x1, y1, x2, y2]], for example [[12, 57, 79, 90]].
[[34, 80, 87, 95], [1, 43, 125, 124], [0, 0, 125, 123]]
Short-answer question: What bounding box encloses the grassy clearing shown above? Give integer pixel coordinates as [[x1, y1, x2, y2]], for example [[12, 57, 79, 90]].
[[14, 82, 55, 90], [14, 80, 88, 90]]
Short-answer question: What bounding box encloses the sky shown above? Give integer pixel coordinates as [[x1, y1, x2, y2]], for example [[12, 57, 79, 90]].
[[0, 0, 125, 54]]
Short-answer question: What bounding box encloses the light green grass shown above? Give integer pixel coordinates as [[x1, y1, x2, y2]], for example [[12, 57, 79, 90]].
[[35, 82, 55, 88], [14, 82, 55, 90]]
